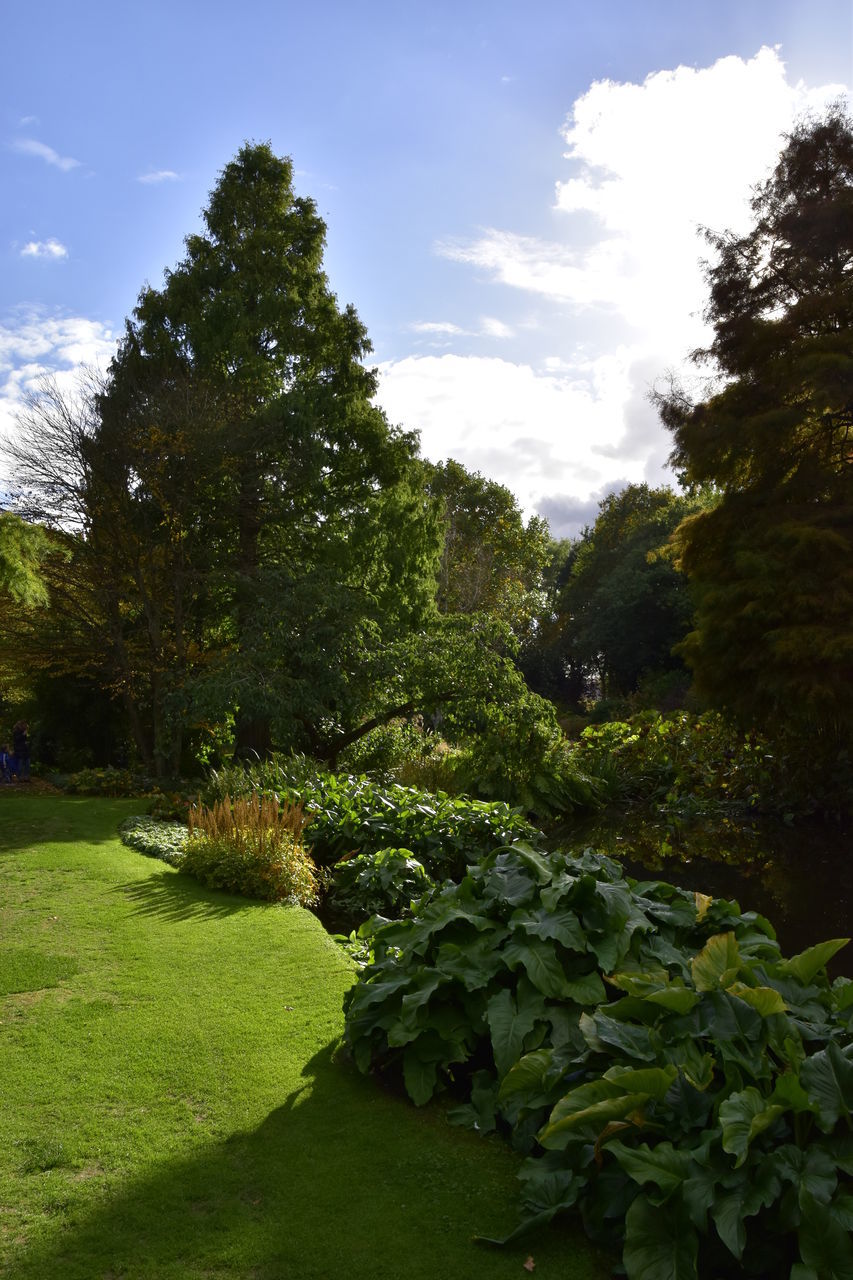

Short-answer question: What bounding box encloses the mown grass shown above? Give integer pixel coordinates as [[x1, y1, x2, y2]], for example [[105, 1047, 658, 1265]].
[[0, 795, 609, 1280]]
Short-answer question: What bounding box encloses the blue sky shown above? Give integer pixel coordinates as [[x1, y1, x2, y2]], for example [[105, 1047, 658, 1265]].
[[3, 1, 851, 533]]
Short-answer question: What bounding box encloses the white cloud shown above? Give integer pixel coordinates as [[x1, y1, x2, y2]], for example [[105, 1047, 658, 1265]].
[[13, 138, 80, 172], [137, 169, 180, 184], [377, 350, 651, 531], [410, 316, 515, 341], [480, 316, 513, 339], [410, 321, 466, 335], [20, 238, 68, 260], [18, 115, 39, 127], [0, 314, 117, 471], [419, 48, 849, 526]]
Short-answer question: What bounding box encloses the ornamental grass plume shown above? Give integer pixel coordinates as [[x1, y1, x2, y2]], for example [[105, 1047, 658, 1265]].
[[184, 794, 317, 904]]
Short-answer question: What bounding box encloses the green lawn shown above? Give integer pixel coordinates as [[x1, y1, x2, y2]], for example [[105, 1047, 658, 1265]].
[[0, 795, 609, 1280]]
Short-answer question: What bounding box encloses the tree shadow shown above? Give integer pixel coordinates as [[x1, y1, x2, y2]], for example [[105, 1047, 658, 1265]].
[[0, 795, 145, 852], [7, 1043, 605, 1280], [113, 868, 268, 923]]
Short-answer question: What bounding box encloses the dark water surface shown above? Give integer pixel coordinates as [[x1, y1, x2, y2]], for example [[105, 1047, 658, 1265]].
[[555, 810, 853, 977]]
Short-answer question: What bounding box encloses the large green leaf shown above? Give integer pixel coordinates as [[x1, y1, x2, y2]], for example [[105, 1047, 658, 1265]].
[[510, 905, 587, 953], [798, 1190, 853, 1280], [623, 1194, 698, 1280], [719, 1087, 786, 1166], [562, 968, 607, 1004], [540, 1092, 649, 1148], [711, 1191, 748, 1260], [778, 939, 850, 985], [691, 932, 741, 992], [602, 1064, 678, 1098], [711, 1157, 782, 1258], [510, 842, 557, 884], [498, 1048, 554, 1102], [607, 1140, 689, 1201], [579, 1010, 657, 1061], [433, 936, 506, 989], [501, 937, 580, 999], [801, 1042, 853, 1131], [486, 984, 546, 1077], [645, 986, 700, 1014], [774, 1144, 838, 1206], [402, 1047, 438, 1105]]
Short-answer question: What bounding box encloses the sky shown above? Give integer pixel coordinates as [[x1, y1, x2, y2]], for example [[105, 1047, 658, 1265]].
[[2, 1, 851, 536]]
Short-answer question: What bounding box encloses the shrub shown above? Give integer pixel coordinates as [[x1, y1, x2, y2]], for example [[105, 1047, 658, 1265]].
[[344, 842, 853, 1279], [329, 848, 435, 922], [206, 758, 541, 879], [572, 711, 774, 817], [118, 815, 189, 866], [65, 767, 149, 797], [183, 795, 318, 904], [336, 719, 427, 777]]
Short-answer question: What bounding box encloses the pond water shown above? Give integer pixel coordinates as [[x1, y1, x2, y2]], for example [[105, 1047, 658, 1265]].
[[555, 809, 853, 978]]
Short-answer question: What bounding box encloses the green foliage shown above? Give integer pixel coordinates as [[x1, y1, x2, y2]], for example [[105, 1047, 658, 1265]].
[[65, 767, 152, 797], [426, 459, 551, 642], [337, 718, 432, 777], [547, 485, 701, 699], [118, 815, 189, 866], [659, 107, 853, 742], [463, 698, 602, 817], [573, 710, 853, 821], [344, 841, 853, 1278], [572, 712, 773, 815], [0, 513, 51, 608], [206, 756, 540, 879], [329, 848, 435, 922], [9, 147, 442, 778]]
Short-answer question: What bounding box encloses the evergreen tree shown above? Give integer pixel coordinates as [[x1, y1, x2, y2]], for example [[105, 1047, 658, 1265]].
[[658, 106, 853, 735]]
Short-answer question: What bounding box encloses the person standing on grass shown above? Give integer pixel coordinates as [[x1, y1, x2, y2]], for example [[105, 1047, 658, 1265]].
[[0, 744, 12, 783], [12, 721, 29, 783]]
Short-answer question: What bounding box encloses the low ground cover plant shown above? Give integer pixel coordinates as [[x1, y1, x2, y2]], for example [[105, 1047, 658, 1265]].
[[183, 794, 318, 904], [118, 815, 189, 866], [207, 758, 541, 879], [344, 841, 853, 1279]]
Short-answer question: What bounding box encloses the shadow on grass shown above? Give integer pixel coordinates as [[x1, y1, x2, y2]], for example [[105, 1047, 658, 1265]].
[[0, 795, 144, 852], [8, 1044, 604, 1280], [114, 869, 267, 923]]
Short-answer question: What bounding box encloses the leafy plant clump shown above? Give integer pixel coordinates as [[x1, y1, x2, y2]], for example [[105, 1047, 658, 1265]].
[[206, 758, 540, 879], [66, 767, 154, 797], [183, 795, 318, 904], [328, 848, 435, 923], [572, 712, 775, 817], [118, 815, 189, 866], [344, 842, 853, 1279]]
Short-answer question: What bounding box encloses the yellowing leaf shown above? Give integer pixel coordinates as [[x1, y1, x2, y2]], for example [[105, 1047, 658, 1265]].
[[694, 892, 713, 922], [691, 932, 741, 992]]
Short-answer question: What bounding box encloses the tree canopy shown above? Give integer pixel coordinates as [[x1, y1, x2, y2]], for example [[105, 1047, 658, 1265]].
[[522, 484, 699, 705], [10, 146, 442, 772], [658, 107, 853, 736], [7, 144, 566, 780]]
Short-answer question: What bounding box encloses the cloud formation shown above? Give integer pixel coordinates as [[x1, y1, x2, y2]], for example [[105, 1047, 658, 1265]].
[[137, 169, 180, 184], [0, 314, 117, 466], [13, 138, 80, 172], [382, 47, 849, 533], [20, 238, 68, 260]]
